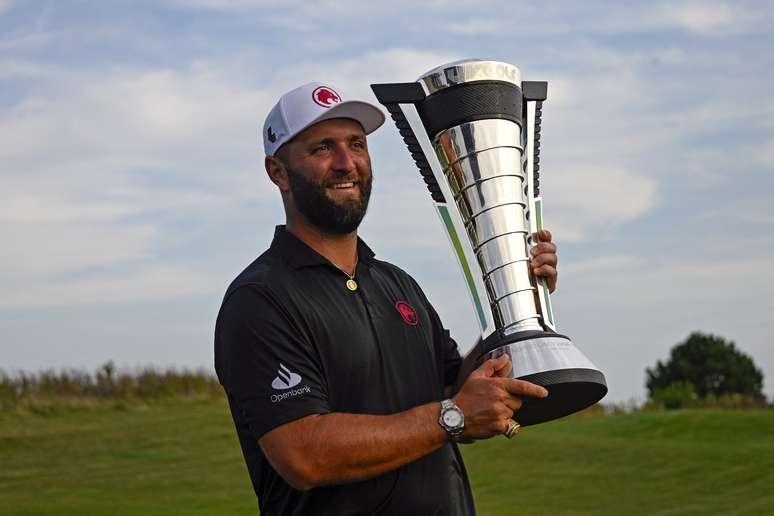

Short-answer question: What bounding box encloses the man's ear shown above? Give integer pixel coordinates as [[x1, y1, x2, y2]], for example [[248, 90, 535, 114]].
[[265, 155, 290, 192]]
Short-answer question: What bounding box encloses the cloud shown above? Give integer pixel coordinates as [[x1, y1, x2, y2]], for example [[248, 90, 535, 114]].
[[0, 41, 750, 300], [175, 0, 491, 12], [0, 62, 270, 164], [0, 58, 57, 79], [0, 264, 213, 310], [174, 0, 279, 8], [0, 48, 461, 305], [0, 59, 274, 288], [446, 18, 500, 36], [547, 166, 658, 242], [2, 218, 158, 279], [647, 2, 761, 35], [751, 137, 774, 168], [514, 59, 662, 240], [271, 48, 461, 98], [547, 2, 770, 37]]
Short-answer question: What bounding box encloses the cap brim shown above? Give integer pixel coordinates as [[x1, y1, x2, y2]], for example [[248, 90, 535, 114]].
[[302, 100, 386, 136]]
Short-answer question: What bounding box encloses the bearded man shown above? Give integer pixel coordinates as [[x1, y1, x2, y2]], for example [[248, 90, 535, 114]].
[[214, 82, 559, 515]]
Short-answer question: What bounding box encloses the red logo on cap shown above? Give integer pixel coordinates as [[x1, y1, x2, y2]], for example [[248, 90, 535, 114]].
[[312, 86, 341, 108], [395, 301, 419, 326]]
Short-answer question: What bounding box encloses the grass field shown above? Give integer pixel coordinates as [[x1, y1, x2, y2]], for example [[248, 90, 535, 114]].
[[1, 399, 772, 515]]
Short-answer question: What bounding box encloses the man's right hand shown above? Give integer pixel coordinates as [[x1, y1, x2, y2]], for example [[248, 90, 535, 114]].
[[453, 354, 548, 440]]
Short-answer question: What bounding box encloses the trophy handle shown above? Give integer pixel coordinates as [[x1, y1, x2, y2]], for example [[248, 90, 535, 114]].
[[523, 90, 557, 331]]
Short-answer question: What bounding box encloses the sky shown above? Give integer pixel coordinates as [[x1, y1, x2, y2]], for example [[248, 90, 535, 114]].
[[1, 0, 772, 404]]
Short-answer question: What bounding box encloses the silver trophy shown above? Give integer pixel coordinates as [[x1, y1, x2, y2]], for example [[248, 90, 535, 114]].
[[372, 59, 607, 425]]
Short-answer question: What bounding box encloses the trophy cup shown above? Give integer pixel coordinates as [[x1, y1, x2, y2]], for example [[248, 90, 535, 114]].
[[372, 59, 607, 425]]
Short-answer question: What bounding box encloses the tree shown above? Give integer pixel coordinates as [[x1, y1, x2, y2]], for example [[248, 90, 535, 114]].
[[646, 332, 764, 401]]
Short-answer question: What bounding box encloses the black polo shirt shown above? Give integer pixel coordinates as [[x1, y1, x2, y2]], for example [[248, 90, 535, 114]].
[[214, 226, 475, 516]]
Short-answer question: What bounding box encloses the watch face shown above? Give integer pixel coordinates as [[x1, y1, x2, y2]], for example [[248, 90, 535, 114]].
[[443, 409, 462, 428]]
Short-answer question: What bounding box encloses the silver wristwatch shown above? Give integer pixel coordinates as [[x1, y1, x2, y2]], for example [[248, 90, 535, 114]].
[[438, 399, 465, 441]]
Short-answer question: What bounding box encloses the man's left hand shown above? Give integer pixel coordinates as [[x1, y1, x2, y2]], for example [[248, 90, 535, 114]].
[[530, 229, 558, 293]]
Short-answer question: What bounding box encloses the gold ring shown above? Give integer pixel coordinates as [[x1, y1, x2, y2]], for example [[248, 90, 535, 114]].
[[504, 418, 520, 439]]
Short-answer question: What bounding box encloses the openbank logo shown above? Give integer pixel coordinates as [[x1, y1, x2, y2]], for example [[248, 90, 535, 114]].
[[271, 363, 302, 390]]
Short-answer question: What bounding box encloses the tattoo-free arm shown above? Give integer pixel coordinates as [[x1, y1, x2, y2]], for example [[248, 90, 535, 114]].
[[259, 402, 446, 491], [259, 355, 548, 491]]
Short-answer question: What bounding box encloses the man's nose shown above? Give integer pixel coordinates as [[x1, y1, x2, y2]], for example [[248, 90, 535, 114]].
[[331, 145, 357, 172]]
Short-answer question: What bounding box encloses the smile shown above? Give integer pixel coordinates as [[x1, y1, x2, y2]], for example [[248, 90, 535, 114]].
[[329, 182, 357, 190]]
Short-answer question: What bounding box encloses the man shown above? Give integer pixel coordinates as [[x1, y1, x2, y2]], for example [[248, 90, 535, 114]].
[[215, 82, 559, 515]]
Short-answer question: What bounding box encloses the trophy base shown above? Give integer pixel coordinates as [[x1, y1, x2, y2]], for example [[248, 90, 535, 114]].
[[512, 367, 607, 426], [478, 331, 607, 426]]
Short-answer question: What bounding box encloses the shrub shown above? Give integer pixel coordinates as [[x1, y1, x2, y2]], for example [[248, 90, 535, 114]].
[[0, 362, 222, 411], [650, 382, 697, 410]]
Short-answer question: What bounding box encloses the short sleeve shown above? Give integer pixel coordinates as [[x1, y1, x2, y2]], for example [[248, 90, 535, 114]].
[[214, 285, 330, 439]]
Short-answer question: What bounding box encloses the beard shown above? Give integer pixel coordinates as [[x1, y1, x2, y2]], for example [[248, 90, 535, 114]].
[[286, 166, 373, 235]]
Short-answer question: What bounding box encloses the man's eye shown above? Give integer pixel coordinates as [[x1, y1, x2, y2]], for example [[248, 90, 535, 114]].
[[313, 144, 329, 154], [352, 140, 365, 149]]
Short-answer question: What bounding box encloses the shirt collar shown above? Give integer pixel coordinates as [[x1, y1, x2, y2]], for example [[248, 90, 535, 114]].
[[271, 225, 376, 270]]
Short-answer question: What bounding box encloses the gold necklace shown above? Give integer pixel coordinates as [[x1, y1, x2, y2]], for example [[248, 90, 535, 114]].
[[336, 258, 358, 291]]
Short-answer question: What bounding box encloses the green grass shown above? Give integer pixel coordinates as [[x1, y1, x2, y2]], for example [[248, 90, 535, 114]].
[[1, 401, 772, 515], [463, 410, 774, 516], [0, 400, 256, 516]]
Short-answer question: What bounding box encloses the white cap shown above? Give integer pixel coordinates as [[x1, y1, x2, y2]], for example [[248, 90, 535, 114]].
[[262, 82, 386, 156]]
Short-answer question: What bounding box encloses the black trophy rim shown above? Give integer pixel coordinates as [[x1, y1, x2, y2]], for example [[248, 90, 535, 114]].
[[515, 368, 608, 427]]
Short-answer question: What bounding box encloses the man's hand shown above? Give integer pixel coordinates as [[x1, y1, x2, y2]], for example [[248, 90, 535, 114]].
[[530, 229, 558, 293], [453, 354, 548, 440]]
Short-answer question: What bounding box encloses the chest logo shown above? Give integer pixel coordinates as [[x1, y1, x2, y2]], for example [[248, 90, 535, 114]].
[[395, 300, 419, 326], [271, 363, 302, 390]]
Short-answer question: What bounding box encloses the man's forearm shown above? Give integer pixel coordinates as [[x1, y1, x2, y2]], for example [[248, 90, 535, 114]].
[[260, 402, 447, 490]]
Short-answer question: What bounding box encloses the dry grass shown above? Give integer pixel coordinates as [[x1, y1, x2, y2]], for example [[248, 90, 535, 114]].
[[0, 362, 221, 413]]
